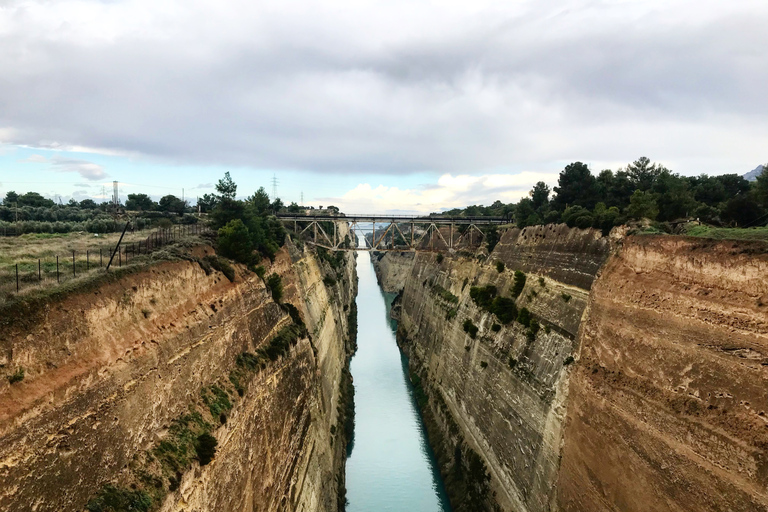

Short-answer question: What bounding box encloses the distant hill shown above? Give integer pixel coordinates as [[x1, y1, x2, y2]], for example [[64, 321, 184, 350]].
[[744, 164, 764, 181]]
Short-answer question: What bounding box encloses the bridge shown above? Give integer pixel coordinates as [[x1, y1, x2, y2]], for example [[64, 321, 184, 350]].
[[276, 214, 510, 252]]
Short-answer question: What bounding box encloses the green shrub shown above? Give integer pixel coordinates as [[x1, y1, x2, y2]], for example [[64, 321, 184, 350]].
[[323, 275, 337, 287], [462, 319, 479, 339], [538, 277, 545, 287], [195, 433, 218, 466], [490, 296, 517, 324], [508, 357, 517, 369], [204, 255, 235, 282], [254, 265, 266, 279], [436, 253, 444, 264], [469, 285, 497, 309], [86, 485, 152, 512], [201, 385, 232, 418], [495, 261, 505, 273], [561, 293, 571, 302], [217, 219, 254, 264], [511, 270, 526, 298], [491, 323, 501, 332], [7, 367, 24, 384], [446, 308, 457, 320], [480, 361, 488, 369], [563, 356, 575, 366], [267, 274, 283, 303], [433, 284, 459, 304], [517, 307, 532, 327]]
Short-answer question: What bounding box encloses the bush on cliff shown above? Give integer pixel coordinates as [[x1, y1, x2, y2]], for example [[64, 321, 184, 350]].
[[463, 319, 479, 338], [266, 273, 283, 303], [195, 433, 218, 466], [85, 485, 152, 512], [217, 219, 254, 264], [511, 270, 526, 298]]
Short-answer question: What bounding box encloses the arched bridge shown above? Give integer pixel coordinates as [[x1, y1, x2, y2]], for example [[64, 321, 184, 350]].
[[276, 214, 510, 252]]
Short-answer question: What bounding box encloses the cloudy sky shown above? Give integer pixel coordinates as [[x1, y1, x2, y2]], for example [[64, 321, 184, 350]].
[[0, 0, 766, 213]]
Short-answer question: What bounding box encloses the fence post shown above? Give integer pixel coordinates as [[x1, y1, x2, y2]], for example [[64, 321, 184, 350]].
[[57, 256, 60, 283], [73, 250, 76, 277], [16, 263, 19, 292]]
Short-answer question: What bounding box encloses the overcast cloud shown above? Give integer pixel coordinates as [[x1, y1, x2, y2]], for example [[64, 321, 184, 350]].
[[0, 0, 766, 178]]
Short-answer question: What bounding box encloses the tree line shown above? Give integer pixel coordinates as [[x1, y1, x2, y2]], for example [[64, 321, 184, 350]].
[[438, 157, 768, 232]]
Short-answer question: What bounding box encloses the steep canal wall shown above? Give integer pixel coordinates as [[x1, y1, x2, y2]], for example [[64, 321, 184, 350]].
[[0, 237, 357, 512], [373, 225, 768, 512]]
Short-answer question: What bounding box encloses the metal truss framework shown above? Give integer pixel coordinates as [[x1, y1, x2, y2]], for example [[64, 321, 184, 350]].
[[276, 214, 508, 252]]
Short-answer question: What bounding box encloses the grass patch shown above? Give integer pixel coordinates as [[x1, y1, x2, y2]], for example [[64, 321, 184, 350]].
[[684, 224, 768, 242]]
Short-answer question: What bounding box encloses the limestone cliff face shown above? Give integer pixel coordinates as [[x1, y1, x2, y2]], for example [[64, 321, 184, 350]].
[[376, 226, 768, 512], [557, 236, 768, 512], [0, 241, 356, 512], [376, 225, 611, 512]]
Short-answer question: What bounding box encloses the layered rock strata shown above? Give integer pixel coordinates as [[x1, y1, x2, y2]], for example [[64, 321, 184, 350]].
[[0, 240, 356, 512]]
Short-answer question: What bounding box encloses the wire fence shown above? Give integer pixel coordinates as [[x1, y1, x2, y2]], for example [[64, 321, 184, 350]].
[[1, 223, 209, 298]]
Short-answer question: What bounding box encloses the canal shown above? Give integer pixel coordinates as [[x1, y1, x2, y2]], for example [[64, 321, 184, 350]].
[[344, 249, 452, 512]]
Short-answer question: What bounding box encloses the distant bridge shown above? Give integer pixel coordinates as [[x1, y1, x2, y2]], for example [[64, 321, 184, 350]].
[[276, 214, 510, 252]]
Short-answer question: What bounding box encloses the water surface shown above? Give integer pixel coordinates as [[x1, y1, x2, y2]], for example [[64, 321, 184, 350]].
[[345, 250, 451, 512]]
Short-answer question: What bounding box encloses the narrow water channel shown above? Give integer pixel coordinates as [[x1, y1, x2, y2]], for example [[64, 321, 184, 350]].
[[345, 249, 452, 512]]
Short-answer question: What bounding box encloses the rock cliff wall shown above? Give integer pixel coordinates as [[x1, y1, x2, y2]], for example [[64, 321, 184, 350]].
[[557, 235, 768, 512], [376, 225, 611, 512], [0, 240, 357, 512], [375, 226, 768, 512]]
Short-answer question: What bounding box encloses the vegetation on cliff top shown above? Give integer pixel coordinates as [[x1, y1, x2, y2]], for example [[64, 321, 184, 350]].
[[436, 157, 768, 234]]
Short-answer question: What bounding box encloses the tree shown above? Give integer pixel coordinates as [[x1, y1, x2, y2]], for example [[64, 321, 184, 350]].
[[721, 193, 764, 227], [17, 192, 55, 207], [67, 198, 78, 207], [530, 181, 550, 212], [216, 172, 237, 200], [552, 162, 598, 211], [287, 202, 302, 213], [270, 198, 284, 212], [755, 164, 768, 209], [158, 195, 186, 214], [3, 191, 18, 205], [125, 193, 156, 211], [217, 219, 254, 263], [515, 198, 536, 227], [249, 187, 271, 215], [197, 193, 218, 213], [79, 199, 98, 209], [627, 156, 664, 191], [626, 190, 659, 220]]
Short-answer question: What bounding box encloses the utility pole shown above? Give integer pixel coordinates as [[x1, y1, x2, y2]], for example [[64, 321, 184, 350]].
[[112, 181, 119, 207], [300, 191, 304, 206]]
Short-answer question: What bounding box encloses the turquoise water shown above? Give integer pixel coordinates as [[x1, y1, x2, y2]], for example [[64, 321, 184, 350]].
[[345, 250, 452, 512]]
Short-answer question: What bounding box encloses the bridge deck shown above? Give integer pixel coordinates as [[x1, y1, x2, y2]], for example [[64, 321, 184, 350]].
[[275, 214, 508, 225]]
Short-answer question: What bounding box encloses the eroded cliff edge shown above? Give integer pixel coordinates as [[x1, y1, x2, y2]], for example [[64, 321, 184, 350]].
[[373, 225, 768, 512], [0, 238, 357, 512]]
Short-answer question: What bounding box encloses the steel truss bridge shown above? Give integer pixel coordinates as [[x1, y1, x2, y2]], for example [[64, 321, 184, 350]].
[[276, 214, 510, 252]]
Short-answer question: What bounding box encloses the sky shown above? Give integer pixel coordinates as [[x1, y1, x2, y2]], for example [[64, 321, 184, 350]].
[[0, 0, 766, 214]]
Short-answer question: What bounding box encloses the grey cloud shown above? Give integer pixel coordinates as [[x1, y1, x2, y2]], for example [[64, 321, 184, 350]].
[[0, 1, 766, 176], [51, 158, 108, 181]]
